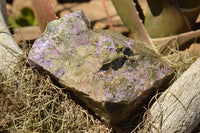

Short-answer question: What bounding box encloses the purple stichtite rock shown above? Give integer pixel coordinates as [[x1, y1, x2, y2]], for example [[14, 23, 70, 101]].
[[28, 10, 172, 125]]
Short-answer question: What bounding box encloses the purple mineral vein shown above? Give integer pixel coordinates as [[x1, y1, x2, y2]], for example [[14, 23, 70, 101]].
[[95, 35, 116, 57]]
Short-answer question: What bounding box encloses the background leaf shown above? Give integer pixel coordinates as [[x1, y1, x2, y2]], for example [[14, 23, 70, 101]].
[[144, 0, 191, 38], [8, 7, 37, 29]]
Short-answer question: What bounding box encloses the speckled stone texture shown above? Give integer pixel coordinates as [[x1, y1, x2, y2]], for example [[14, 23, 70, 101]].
[[28, 10, 172, 124]]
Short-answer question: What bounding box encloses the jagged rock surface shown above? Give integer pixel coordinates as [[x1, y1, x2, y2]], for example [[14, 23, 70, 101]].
[[28, 10, 171, 124]]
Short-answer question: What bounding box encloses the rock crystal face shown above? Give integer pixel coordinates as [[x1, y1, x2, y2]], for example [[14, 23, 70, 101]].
[[28, 10, 171, 124]]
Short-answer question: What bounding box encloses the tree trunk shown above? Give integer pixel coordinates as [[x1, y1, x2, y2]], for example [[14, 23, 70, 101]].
[[0, 0, 22, 75], [143, 58, 200, 133]]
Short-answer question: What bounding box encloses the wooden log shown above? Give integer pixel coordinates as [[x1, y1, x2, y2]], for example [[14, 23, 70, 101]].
[[0, 0, 22, 74], [143, 58, 200, 133]]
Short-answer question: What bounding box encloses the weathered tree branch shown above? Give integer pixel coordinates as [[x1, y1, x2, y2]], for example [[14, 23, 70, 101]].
[[143, 58, 200, 133]]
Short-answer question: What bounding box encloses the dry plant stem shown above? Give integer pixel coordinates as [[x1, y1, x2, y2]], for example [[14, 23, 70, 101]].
[[31, 0, 58, 33], [144, 57, 200, 133], [0, 0, 22, 74], [101, 0, 114, 30], [153, 30, 200, 55], [163, 43, 200, 64]]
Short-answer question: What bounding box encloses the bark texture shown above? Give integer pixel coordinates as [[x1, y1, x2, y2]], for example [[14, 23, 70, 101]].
[[144, 58, 200, 133], [0, 0, 22, 74]]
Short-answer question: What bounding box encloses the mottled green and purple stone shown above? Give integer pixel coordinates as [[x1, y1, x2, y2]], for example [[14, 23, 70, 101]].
[[28, 10, 171, 124]]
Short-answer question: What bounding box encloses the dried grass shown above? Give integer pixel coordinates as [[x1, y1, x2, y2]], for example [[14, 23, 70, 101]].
[[0, 58, 111, 133]]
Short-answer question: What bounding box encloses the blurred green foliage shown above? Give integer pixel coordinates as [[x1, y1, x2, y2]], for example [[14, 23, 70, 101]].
[[8, 7, 37, 29], [112, 0, 200, 39], [111, 0, 200, 57]]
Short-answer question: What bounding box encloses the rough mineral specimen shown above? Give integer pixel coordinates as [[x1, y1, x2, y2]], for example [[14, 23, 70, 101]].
[[28, 10, 172, 124]]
